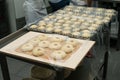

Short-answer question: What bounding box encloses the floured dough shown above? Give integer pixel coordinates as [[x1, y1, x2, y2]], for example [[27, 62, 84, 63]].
[[38, 41, 50, 48], [37, 34, 48, 41], [32, 47, 45, 56], [28, 38, 40, 45], [30, 25, 38, 29], [51, 50, 66, 60], [21, 43, 34, 52], [66, 39, 79, 47], [62, 44, 74, 53], [51, 37, 64, 42], [49, 42, 61, 50]]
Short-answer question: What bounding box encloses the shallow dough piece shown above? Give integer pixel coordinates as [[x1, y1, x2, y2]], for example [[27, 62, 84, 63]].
[[21, 43, 34, 52], [66, 39, 79, 47], [51, 50, 67, 60], [30, 25, 38, 29], [37, 34, 48, 41], [28, 38, 40, 45], [49, 42, 61, 50], [32, 47, 45, 56], [82, 33, 91, 38], [51, 37, 64, 42], [38, 21, 46, 26], [62, 44, 74, 53], [38, 41, 50, 48], [71, 32, 80, 38]]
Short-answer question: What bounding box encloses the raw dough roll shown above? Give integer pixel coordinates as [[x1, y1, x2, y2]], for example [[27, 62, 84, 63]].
[[30, 25, 38, 29], [62, 44, 74, 53], [49, 42, 61, 50], [32, 47, 45, 56], [28, 38, 40, 45], [38, 41, 50, 48], [37, 34, 48, 41], [51, 50, 67, 60], [51, 37, 64, 42], [21, 43, 34, 52], [66, 39, 79, 47]]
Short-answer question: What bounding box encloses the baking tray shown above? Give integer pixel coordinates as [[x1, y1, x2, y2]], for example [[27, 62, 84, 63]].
[[0, 31, 95, 70]]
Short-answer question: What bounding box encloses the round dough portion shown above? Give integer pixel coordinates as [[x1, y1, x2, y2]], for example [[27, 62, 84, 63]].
[[82, 33, 91, 38], [38, 21, 46, 26], [28, 38, 40, 45], [51, 37, 64, 42], [49, 42, 61, 50], [32, 47, 45, 56], [37, 34, 48, 41], [21, 43, 34, 52], [62, 44, 74, 53], [30, 25, 38, 29], [51, 50, 67, 60], [66, 39, 79, 47], [38, 41, 50, 48]]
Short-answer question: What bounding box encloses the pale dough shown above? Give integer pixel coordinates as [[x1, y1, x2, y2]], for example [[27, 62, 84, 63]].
[[38, 41, 50, 48], [62, 44, 74, 53], [37, 34, 48, 41], [21, 43, 34, 52], [49, 42, 61, 50], [66, 39, 79, 47], [51, 50, 67, 60], [32, 47, 45, 56]]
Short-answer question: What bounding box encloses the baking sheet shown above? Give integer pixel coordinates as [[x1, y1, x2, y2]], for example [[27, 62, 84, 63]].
[[0, 31, 95, 70]]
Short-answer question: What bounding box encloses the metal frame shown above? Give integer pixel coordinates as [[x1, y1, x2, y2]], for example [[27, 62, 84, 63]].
[[96, 0, 120, 50]]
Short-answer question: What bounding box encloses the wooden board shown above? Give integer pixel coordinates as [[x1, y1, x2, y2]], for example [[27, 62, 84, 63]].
[[0, 31, 95, 70]]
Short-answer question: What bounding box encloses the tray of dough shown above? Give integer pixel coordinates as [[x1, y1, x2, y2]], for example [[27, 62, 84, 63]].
[[0, 31, 95, 70]]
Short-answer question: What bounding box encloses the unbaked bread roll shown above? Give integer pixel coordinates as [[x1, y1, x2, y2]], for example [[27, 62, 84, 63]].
[[21, 43, 34, 52], [56, 16, 63, 19], [81, 30, 90, 33], [51, 50, 67, 60], [57, 20, 65, 23], [32, 47, 45, 56], [64, 17, 70, 20], [49, 42, 61, 50], [46, 24, 53, 28], [62, 30, 71, 36], [37, 26, 45, 31], [65, 21, 72, 24], [48, 15, 55, 19], [71, 32, 80, 38], [38, 41, 50, 48], [54, 28, 62, 34], [37, 34, 48, 41], [82, 32, 91, 38], [62, 44, 74, 53], [54, 23, 61, 26], [63, 24, 69, 27], [66, 39, 79, 47], [30, 25, 38, 29], [38, 21, 46, 26], [28, 38, 40, 45], [88, 27, 97, 31], [46, 27, 54, 33], [51, 37, 64, 42], [44, 18, 50, 21]]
